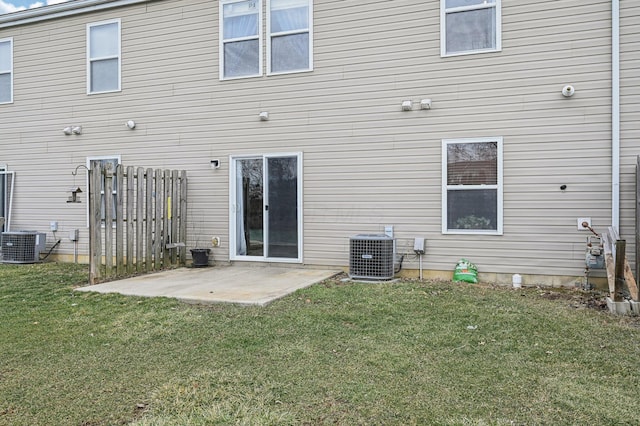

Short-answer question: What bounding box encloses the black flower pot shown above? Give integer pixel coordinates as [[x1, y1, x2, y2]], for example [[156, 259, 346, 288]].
[[190, 248, 211, 267]]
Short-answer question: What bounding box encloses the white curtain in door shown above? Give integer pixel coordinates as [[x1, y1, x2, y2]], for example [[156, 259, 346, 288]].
[[235, 162, 247, 255]]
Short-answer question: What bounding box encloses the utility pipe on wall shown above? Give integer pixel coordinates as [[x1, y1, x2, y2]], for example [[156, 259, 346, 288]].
[[612, 0, 620, 231]]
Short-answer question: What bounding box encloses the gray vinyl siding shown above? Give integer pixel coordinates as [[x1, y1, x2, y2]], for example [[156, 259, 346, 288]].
[[0, 0, 634, 282]]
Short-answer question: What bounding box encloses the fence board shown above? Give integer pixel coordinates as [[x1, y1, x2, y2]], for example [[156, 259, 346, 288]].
[[126, 166, 134, 274], [145, 168, 153, 272], [162, 169, 170, 265], [154, 169, 163, 270], [136, 167, 144, 273], [89, 161, 103, 284], [116, 165, 124, 276], [104, 164, 114, 276], [179, 170, 188, 264]]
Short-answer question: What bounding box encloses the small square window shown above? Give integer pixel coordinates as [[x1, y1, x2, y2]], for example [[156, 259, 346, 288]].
[[441, 0, 501, 57]]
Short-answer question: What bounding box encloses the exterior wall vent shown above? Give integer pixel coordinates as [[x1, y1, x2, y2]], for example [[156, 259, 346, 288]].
[[1, 231, 46, 263], [349, 234, 395, 280]]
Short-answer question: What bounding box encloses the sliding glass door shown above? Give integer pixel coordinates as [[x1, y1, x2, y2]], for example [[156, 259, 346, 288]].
[[231, 153, 302, 262]]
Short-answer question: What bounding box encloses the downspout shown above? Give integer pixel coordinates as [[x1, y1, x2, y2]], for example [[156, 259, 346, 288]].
[[612, 0, 620, 230]]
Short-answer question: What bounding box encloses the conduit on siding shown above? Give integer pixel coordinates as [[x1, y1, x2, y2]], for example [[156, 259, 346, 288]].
[[612, 0, 620, 230]]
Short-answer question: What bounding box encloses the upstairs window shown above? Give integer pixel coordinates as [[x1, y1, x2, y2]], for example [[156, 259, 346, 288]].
[[268, 0, 312, 74], [87, 19, 121, 94], [220, 0, 313, 80], [442, 138, 503, 235], [220, 0, 262, 79], [441, 0, 501, 57], [0, 38, 13, 104]]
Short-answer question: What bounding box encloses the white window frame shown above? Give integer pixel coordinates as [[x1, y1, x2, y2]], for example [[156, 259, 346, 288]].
[[0, 37, 13, 104], [87, 19, 121, 94], [440, 0, 501, 57], [0, 164, 6, 229], [266, 0, 313, 75], [219, 0, 263, 80], [229, 152, 303, 263], [86, 155, 121, 227], [442, 137, 503, 235]]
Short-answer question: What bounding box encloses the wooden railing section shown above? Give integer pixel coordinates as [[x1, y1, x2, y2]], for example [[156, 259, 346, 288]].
[[88, 162, 187, 284]]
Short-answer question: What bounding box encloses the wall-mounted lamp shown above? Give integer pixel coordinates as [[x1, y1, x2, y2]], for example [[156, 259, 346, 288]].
[[126, 120, 136, 129], [67, 186, 83, 203], [210, 159, 220, 169], [420, 99, 432, 110], [401, 100, 413, 111], [259, 111, 269, 121], [63, 126, 73, 135]]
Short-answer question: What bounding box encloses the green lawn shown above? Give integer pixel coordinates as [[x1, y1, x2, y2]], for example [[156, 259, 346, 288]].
[[1, 262, 639, 425]]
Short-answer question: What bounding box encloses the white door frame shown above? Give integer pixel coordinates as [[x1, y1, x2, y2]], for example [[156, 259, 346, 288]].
[[229, 152, 303, 263]]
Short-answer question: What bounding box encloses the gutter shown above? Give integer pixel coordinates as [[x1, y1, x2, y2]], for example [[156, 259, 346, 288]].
[[612, 0, 620, 230], [0, 0, 155, 29]]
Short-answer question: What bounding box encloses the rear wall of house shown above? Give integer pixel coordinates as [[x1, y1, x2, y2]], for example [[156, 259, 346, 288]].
[[0, 0, 635, 284]]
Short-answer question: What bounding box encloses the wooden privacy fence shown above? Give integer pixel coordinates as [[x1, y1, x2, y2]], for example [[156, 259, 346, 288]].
[[88, 162, 187, 284]]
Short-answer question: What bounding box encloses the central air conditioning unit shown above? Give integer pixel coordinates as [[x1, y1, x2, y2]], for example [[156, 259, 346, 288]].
[[1, 231, 46, 264], [349, 234, 395, 280]]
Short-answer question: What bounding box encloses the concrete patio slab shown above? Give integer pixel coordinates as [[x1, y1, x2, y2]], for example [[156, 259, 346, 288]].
[[75, 265, 341, 306]]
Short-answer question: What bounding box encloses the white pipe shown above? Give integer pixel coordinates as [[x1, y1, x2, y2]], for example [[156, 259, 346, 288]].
[[612, 0, 620, 231]]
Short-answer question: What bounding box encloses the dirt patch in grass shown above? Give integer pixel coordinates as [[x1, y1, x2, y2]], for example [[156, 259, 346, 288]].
[[536, 289, 609, 311]]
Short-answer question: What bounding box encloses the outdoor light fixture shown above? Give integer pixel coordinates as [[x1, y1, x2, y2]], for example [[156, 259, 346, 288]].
[[71, 126, 82, 135], [420, 99, 432, 110], [63, 126, 73, 135], [401, 100, 413, 111], [562, 85, 575, 97], [126, 120, 136, 129], [259, 111, 269, 121]]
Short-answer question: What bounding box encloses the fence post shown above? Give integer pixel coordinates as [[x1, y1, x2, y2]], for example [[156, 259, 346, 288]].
[[104, 162, 114, 277], [614, 240, 626, 302], [136, 167, 144, 272], [170, 170, 178, 265], [179, 170, 188, 265], [161, 169, 169, 265], [89, 161, 103, 284], [145, 168, 154, 272], [154, 169, 163, 270], [115, 164, 124, 275]]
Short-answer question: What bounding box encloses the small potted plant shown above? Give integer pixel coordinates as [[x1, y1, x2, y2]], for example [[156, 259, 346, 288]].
[[189, 220, 211, 267], [190, 247, 211, 267]]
